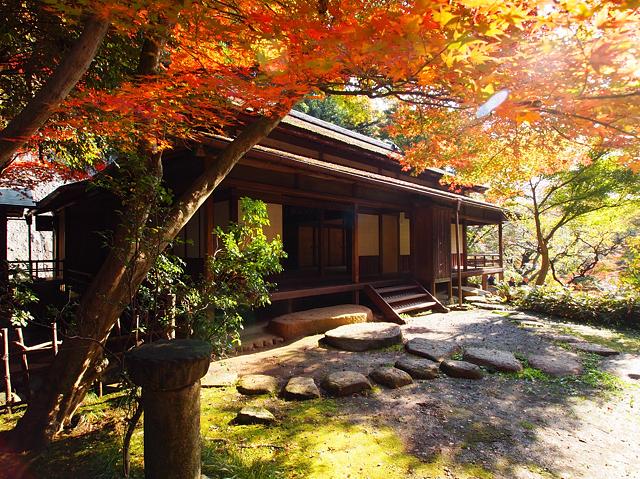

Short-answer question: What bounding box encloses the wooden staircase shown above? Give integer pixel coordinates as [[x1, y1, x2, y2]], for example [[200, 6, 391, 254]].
[[364, 279, 449, 324]]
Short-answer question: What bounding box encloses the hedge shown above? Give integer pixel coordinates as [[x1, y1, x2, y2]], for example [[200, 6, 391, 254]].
[[518, 286, 640, 331]]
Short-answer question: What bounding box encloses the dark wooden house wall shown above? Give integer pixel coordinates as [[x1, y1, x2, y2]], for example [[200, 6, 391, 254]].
[[413, 204, 451, 287]]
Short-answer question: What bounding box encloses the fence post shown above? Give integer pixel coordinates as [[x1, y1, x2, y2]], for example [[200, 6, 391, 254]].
[[2, 328, 12, 413]]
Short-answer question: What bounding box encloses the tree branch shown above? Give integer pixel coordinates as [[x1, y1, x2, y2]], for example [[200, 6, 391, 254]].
[[0, 14, 111, 174]]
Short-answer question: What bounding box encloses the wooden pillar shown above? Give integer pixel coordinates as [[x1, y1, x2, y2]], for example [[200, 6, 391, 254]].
[[455, 201, 462, 308], [351, 203, 359, 284], [0, 207, 7, 287], [462, 218, 468, 271], [319, 208, 325, 278], [498, 222, 504, 280]]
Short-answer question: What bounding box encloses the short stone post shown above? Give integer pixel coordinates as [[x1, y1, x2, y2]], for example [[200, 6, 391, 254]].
[[125, 339, 212, 479]]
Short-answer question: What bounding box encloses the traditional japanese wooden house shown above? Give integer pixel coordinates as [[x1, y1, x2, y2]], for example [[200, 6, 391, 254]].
[[34, 110, 506, 323]]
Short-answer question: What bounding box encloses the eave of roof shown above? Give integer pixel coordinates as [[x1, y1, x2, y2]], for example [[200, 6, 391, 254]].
[[0, 188, 35, 208], [200, 133, 507, 218], [282, 111, 449, 178]]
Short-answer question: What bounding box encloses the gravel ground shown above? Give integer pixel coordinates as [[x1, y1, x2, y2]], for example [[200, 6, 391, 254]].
[[206, 309, 640, 479]]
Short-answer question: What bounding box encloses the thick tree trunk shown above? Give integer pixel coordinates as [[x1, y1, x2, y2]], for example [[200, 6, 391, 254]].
[[533, 202, 550, 286], [6, 114, 284, 451], [536, 242, 551, 286], [0, 14, 110, 174]]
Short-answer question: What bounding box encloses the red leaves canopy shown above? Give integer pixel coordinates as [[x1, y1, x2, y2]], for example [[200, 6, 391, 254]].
[[3, 0, 640, 186]]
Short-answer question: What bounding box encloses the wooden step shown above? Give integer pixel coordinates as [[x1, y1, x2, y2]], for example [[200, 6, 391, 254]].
[[393, 300, 437, 314], [364, 279, 448, 322], [374, 284, 418, 294], [383, 292, 430, 303]]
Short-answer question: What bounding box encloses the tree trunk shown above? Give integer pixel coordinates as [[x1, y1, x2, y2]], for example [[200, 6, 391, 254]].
[[5, 114, 284, 451], [0, 14, 110, 174], [533, 207, 550, 286]]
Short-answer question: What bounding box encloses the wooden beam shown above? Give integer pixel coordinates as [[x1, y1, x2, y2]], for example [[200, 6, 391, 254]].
[[223, 178, 410, 210]]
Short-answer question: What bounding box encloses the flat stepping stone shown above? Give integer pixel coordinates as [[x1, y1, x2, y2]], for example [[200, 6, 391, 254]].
[[568, 342, 620, 357], [514, 319, 547, 328], [470, 302, 509, 311], [321, 371, 372, 396], [237, 374, 278, 395], [598, 353, 640, 383], [324, 322, 402, 352], [540, 333, 588, 343], [463, 348, 524, 373], [395, 356, 439, 379], [284, 377, 321, 400], [369, 367, 413, 389], [233, 406, 276, 425], [509, 313, 544, 322], [465, 295, 488, 303], [202, 371, 238, 388], [527, 354, 584, 378], [440, 360, 484, 379], [405, 338, 460, 363], [453, 286, 490, 297], [269, 305, 372, 340]]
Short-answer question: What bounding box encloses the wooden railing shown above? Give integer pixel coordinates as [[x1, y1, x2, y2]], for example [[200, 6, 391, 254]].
[[8, 260, 64, 280], [451, 253, 500, 269]]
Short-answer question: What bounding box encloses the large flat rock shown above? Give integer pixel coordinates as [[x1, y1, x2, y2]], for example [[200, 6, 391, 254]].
[[568, 342, 620, 357], [284, 377, 321, 400], [395, 356, 440, 379], [321, 371, 372, 396], [463, 347, 524, 373], [268, 305, 372, 340], [236, 374, 278, 395], [527, 354, 584, 378], [324, 322, 403, 351], [598, 353, 640, 383], [405, 338, 460, 363], [233, 406, 276, 425], [369, 366, 413, 389], [440, 360, 484, 379]]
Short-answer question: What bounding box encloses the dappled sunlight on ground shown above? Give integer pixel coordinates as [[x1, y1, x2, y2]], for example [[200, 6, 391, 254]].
[[207, 309, 640, 478]]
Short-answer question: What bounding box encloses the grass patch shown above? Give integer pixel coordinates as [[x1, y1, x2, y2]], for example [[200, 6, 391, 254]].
[[201, 387, 457, 479], [0, 391, 140, 478], [504, 351, 624, 397], [462, 422, 513, 447], [575, 330, 640, 353], [519, 421, 536, 430]]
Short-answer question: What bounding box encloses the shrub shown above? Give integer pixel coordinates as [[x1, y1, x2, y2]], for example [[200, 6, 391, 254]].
[[517, 285, 640, 330]]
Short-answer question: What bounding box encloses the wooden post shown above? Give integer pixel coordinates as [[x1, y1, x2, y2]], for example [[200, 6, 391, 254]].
[[0, 207, 7, 289], [462, 218, 468, 271], [455, 201, 463, 308], [319, 208, 325, 279], [16, 328, 31, 400], [2, 328, 12, 413], [498, 223, 504, 280], [352, 203, 359, 284], [52, 321, 59, 355]]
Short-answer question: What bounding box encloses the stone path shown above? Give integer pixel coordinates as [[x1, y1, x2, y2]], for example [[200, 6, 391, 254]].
[[204, 308, 640, 479], [205, 308, 640, 410]]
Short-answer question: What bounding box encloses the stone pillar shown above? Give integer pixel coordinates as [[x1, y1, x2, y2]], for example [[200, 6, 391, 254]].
[[125, 339, 212, 479]]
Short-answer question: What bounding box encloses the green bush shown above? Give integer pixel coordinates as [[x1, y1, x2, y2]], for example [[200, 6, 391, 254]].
[[517, 285, 640, 330]]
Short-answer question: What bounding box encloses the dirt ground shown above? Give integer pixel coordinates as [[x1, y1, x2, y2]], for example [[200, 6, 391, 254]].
[[207, 309, 640, 479]]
